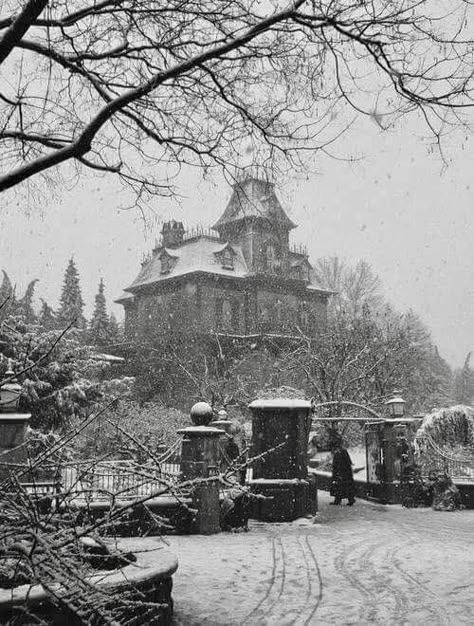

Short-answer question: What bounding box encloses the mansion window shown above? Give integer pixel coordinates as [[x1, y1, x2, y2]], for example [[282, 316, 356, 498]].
[[215, 297, 223, 329], [263, 242, 281, 272], [299, 301, 309, 329], [160, 253, 175, 274], [215, 296, 240, 332], [221, 249, 234, 270], [292, 263, 310, 281], [231, 298, 240, 331], [215, 247, 235, 270], [292, 266, 303, 280]]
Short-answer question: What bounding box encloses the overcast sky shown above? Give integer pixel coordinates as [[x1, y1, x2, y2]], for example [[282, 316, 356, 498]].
[[1, 113, 473, 368]]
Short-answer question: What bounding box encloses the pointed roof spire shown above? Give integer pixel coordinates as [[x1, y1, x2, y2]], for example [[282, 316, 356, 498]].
[[212, 177, 297, 232]]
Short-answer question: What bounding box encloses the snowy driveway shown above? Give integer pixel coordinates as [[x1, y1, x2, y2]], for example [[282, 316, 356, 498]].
[[124, 491, 474, 625]]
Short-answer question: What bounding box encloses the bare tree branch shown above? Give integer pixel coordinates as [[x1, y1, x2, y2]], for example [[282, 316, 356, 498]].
[[1, 0, 473, 199], [0, 0, 48, 66]]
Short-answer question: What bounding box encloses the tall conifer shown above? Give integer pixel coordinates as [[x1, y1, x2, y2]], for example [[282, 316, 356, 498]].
[[90, 278, 110, 346], [38, 299, 57, 330], [57, 258, 86, 328], [18, 279, 39, 323], [108, 312, 121, 345]]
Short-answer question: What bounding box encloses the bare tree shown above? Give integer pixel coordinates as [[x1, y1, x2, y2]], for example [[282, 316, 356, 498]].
[[312, 256, 384, 318], [282, 307, 452, 413], [1, 1, 473, 200]]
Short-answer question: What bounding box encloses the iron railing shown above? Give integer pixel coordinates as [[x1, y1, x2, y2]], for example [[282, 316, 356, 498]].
[[415, 433, 474, 480]]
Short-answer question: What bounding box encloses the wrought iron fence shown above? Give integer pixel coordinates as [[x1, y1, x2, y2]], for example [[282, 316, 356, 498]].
[[60, 439, 183, 502], [62, 460, 182, 501], [415, 433, 474, 480]]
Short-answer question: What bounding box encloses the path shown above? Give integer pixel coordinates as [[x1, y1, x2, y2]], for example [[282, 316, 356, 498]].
[[123, 492, 474, 625]]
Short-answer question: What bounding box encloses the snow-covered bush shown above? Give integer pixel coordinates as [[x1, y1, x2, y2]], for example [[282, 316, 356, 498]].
[[416, 406, 474, 449], [72, 399, 190, 460], [0, 315, 132, 429]]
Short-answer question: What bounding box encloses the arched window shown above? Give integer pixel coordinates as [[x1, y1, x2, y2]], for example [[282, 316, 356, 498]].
[[300, 300, 309, 329], [231, 298, 240, 332], [266, 244, 275, 268], [263, 241, 281, 272], [222, 299, 232, 330], [215, 297, 223, 329]]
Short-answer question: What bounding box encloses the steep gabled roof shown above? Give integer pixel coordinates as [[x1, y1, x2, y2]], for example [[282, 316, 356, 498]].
[[212, 178, 297, 231]]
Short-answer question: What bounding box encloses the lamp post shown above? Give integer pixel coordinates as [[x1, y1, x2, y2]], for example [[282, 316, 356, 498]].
[[381, 390, 408, 504], [0, 359, 22, 413], [385, 390, 406, 418], [0, 360, 30, 481]]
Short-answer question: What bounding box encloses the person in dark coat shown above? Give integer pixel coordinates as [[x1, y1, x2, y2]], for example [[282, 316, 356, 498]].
[[330, 438, 356, 506]]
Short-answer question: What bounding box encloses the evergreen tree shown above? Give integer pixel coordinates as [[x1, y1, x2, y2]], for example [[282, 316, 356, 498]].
[[90, 278, 110, 347], [108, 312, 121, 345], [18, 279, 39, 323], [57, 258, 86, 329], [453, 353, 474, 405], [38, 299, 57, 330], [0, 270, 15, 321]]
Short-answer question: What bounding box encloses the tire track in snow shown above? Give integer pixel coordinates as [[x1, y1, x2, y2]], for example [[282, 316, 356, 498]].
[[240, 533, 323, 625], [385, 542, 450, 625], [238, 535, 282, 625], [300, 534, 323, 626], [333, 536, 411, 624]]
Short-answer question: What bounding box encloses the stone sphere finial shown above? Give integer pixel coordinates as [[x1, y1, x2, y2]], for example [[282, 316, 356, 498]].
[[190, 401, 214, 426]]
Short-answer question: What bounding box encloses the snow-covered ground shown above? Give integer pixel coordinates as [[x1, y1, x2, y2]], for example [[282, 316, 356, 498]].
[[123, 491, 474, 625]]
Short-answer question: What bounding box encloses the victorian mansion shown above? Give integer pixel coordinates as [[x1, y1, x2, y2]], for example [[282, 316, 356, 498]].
[[117, 177, 332, 341]]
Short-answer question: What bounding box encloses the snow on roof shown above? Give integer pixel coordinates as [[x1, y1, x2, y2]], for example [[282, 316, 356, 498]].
[[308, 268, 337, 295], [249, 399, 313, 410], [115, 291, 134, 303], [213, 178, 296, 231], [124, 237, 248, 292]]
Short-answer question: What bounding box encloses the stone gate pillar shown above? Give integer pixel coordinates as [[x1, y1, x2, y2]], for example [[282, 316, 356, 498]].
[[178, 402, 224, 534], [248, 398, 317, 521]]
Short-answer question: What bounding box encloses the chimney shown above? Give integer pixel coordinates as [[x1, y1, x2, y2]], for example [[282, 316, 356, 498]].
[[161, 220, 184, 248]]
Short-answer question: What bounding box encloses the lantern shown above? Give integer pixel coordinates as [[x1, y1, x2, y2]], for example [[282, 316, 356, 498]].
[[385, 390, 406, 418], [0, 360, 21, 413]]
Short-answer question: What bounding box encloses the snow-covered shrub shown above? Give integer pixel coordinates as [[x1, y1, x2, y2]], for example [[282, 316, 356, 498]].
[[416, 406, 474, 449], [72, 399, 190, 460]]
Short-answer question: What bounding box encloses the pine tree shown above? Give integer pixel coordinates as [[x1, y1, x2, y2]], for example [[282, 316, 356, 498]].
[[38, 299, 57, 330], [57, 258, 86, 329], [108, 312, 121, 345], [18, 279, 39, 323], [0, 270, 15, 320], [90, 278, 110, 346], [454, 353, 474, 405]]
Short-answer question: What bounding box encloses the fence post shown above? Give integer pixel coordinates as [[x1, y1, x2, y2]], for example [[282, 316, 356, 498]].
[[178, 402, 224, 534]]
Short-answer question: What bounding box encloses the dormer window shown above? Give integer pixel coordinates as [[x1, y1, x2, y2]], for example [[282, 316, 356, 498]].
[[215, 244, 235, 270], [160, 250, 177, 275], [291, 257, 311, 282], [222, 248, 234, 269]]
